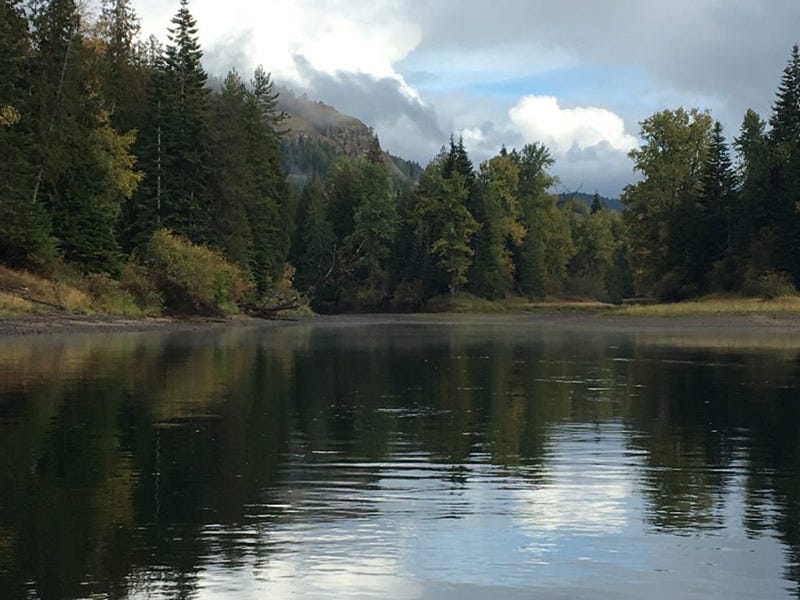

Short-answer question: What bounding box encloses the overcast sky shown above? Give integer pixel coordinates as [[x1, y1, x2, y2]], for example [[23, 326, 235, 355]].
[[131, 0, 800, 197]]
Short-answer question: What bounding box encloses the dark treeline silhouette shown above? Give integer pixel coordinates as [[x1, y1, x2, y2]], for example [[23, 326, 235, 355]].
[[1, 0, 799, 312]]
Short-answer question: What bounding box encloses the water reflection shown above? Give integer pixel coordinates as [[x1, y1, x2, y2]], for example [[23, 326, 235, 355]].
[[0, 318, 798, 599]]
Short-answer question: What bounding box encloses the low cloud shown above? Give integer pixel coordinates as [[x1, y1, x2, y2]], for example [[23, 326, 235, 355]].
[[287, 55, 446, 161]]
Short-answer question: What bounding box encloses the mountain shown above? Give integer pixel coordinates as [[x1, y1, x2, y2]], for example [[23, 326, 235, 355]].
[[277, 88, 422, 190]]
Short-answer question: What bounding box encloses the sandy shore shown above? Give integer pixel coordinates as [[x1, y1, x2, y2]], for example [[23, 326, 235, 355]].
[[2, 311, 800, 338]]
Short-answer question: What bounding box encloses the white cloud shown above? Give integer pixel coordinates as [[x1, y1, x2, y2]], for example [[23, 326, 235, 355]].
[[508, 96, 637, 155], [137, 0, 421, 85]]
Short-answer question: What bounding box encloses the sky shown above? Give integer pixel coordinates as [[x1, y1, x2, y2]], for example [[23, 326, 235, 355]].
[[130, 0, 800, 197]]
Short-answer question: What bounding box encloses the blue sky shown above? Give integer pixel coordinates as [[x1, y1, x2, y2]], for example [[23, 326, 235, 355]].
[[132, 0, 800, 197]]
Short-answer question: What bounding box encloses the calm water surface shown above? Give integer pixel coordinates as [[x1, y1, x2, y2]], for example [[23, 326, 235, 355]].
[[0, 316, 799, 599]]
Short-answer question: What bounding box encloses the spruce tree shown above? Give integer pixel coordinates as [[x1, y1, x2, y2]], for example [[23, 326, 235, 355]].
[[208, 69, 254, 271], [120, 40, 167, 252], [98, 0, 145, 133], [694, 121, 737, 290], [162, 0, 210, 242], [769, 45, 800, 146], [767, 45, 800, 282], [734, 109, 771, 253], [248, 66, 291, 292]]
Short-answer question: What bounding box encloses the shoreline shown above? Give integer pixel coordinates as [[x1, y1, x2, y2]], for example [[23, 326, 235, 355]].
[[2, 310, 800, 338]]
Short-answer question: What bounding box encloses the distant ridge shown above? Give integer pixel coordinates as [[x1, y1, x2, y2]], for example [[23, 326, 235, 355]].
[[277, 88, 421, 189]]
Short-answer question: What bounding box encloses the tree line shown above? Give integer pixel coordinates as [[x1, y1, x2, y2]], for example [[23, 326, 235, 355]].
[[1, 0, 799, 313], [623, 47, 800, 300]]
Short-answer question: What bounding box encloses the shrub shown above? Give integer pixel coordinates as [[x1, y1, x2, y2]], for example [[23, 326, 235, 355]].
[[84, 272, 143, 316], [742, 268, 796, 300], [120, 262, 163, 315], [390, 280, 423, 312], [140, 229, 251, 316]]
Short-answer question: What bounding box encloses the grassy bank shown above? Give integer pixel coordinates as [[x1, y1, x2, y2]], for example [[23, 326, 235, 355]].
[[425, 291, 800, 317], [425, 292, 613, 314], [616, 294, 800, 316], [4, 264, 800, 321], [0, 265, 146, 318]]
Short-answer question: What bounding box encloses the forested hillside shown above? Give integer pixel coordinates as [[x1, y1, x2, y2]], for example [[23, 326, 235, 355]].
[[1, 0, 799, 315]]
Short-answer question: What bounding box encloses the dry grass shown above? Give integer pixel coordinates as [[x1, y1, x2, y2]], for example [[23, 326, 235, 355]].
[[426, 292, 613, 314], [617, 294, 800, 316], [0, 264, 146, 318], [0, 264, 92, 315]]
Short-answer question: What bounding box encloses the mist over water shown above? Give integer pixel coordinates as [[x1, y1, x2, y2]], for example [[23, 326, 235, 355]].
[[0, 317, 798, 599]]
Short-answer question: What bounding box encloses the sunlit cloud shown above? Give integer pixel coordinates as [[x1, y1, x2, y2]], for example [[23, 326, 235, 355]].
[[509, 96, 637, 155]]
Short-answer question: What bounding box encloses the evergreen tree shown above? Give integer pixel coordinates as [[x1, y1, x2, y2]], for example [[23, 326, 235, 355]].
[[248, 66, 291, 292], [766, 45, 800, 282], [590, 192, 603, 214], [161, 0, 210, 242], [0, 0, 56, 266], [120, 39, 166, 251], [97, 0, 146, 133], [734, 109, 771, 253], [414, 156, 479, 297], [208, 69, 254, 271], [769, 45, 800, 146], [469, 153, 524, 299], [251, 65, 286, 134], [694, 121, 737, 291], [291, 178, 335, 298], [27, 0, 140, 273], [345, 159, 398, 305]]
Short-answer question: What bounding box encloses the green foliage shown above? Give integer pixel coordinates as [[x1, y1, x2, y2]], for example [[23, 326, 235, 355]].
[[515, 143, 557, 298], [414, 158, 479, 297], [139, 229, 250, 315], [469, 153, 524, 299], [622, 108, 714, 299], [158, 0, 211, 242], [742, 269, 796, 300], [0, 0, 57, 268], [291, 177, 334, 295], [119, 260, 163, 313]]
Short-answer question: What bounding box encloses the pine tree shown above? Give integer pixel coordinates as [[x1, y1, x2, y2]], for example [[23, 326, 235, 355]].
[[161, 0, 210, 242]]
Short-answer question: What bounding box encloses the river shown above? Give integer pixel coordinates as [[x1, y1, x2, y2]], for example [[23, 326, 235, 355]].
[[0, 315, 798, 599]]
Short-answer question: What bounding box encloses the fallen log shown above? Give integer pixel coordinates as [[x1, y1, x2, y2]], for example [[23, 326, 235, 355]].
[[0, 284, 66, 311], [243, 301, 300, 320]]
